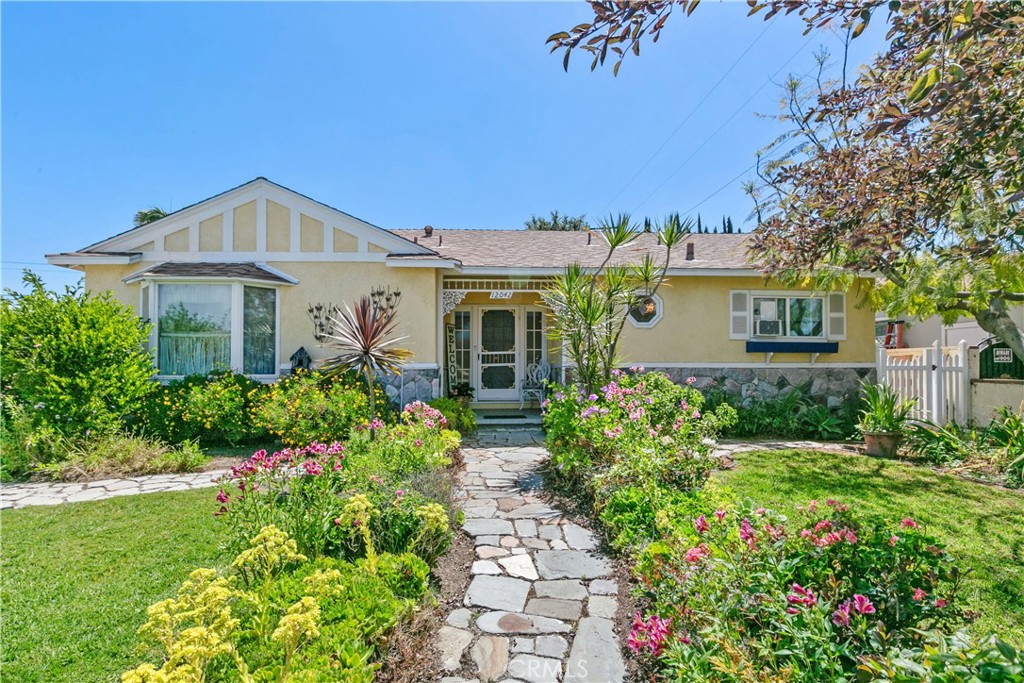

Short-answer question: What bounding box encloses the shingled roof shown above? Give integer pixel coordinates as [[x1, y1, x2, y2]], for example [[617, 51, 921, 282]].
[[389, 229, 756, 270], [123, 262, 297, 284]]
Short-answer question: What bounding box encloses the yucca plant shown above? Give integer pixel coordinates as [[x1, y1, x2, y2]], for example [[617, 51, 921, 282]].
[[543, 213, 689, 393], [312, 288, 411, 434]]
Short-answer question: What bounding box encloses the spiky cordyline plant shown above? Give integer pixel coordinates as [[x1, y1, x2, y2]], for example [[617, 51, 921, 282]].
[[317, 295, 412, 433]]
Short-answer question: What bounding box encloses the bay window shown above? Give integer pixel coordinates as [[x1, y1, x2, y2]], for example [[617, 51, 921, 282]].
[[152, 282, 279, 377]]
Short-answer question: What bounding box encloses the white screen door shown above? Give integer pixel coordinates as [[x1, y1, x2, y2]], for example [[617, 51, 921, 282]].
[[477, 307, 518, 401]]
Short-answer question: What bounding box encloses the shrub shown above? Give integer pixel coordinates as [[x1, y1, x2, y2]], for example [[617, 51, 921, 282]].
[[859, 630, 1024, 682], [704, 386, 859, 441], [136, 370, 268, 447], [0, 272, 155, 436], [252, 371, 384, 447], [122, 526, 425, 683], [635, 500, 967, 682], [34, 432, 208, 481], [0, 395, 63, 480], [429, 397, 477, 434], [908, 406, 1024, 488]]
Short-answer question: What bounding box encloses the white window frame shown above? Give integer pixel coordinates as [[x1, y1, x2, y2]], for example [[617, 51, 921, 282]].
[[730, 290, 847, 342], [146, 278, 282, 381], [627, 291, 664, 329]]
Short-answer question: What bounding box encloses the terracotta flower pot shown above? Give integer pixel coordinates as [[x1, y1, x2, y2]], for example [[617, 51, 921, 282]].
[[863, 431, 901, 458]]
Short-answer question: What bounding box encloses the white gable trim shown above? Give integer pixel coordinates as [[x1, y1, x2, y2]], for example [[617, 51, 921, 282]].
[[82, 178, 434, 258]]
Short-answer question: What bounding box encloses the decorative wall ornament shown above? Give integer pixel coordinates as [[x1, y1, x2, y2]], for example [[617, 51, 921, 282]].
[[442, 289, 468, 315]]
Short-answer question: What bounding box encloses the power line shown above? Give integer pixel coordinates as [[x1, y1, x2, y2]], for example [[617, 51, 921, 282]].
[[598, 17, 778, 213], [630, 30, 819, 214]]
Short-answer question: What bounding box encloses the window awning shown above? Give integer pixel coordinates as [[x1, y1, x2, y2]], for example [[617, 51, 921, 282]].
[[123, 262, 298, 285]]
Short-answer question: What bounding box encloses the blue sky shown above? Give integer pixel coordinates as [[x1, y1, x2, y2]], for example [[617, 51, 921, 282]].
[[2, 1, 887, 290]]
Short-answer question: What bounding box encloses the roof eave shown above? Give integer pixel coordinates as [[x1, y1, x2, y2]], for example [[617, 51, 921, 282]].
[[46, 252, 142, 266]]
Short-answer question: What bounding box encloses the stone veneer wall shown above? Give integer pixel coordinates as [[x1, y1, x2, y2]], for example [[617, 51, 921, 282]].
[[380, 367, 441, 406], [646, 366, 876, 407]]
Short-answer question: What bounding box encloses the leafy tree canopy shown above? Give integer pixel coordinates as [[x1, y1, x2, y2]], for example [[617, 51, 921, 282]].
[[525, 210, 590, 231], [548, 0, 1024, 354]]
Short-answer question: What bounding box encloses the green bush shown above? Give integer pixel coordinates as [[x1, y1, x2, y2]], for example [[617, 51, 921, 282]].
[[34, 432, 208, 481], [859, 630, 1024, 682], [136, 370, 268, 447], [122, 526, 425, 683], [908, 405, 1024, 488], [429, 397, 477, 434], [252, 371, 383, 447], [0, 395, 63, 480], [0, 272, 156, 436], [704, 386, 858, 441]]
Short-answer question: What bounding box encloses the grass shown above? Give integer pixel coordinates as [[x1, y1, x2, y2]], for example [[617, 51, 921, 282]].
[[715, 449, 1024, 640], [1, 488, 225, 682]]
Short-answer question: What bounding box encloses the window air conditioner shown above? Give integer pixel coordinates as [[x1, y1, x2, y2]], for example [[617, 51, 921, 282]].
[[756, 319, 783, 336]]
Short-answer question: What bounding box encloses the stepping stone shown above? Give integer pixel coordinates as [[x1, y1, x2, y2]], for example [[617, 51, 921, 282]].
[[476, 535, 502, 547], [535, 551, 610, 580], [563, 618, 624, 682], [534, 635, 568, 659], [464, 519, 515, 537], [512, 637, 534, 653], [587, 579, 617, 595], [508, 654, 562, 683], [535, 580, 587, 601], [562, 524, 597, 550], [477, 546, 510, 559], [447, 608, 473, 629], [499, 554, 539, 581], [522, 538, 549, 550], [438, 626, 474, 671], [497, 498, 524, 512], [548, 540, 569, 550], [514, 520, 538, 537], [477, 611, 570, 635], [538, 525, 562, 541], [465, 575, 532, 612], [587, 596, 617, 618], [507, 504, 556, 519], [526, 598, 582, 621], [500, 536, 521, 548], [472, 635, 509, 681], [473, 560, 502, 575]]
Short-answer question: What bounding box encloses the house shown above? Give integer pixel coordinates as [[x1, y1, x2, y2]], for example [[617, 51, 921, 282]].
[[46, 178, 878, 407]]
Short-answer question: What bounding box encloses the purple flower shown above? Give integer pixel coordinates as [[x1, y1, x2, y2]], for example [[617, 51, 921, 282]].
[[852, 594, 875, 614], [693, 515, 709, 534]]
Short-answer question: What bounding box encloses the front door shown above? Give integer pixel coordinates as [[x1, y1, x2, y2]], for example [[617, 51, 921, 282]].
[[477, 307, 518, 401]]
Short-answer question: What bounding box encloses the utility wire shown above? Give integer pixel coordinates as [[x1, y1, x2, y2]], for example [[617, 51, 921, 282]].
[[630, 30, 818, 214], [598, 17, 778, 213]]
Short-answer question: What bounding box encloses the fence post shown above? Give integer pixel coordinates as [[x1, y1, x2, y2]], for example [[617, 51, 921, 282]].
[[959, 339, 970, 424], [876, 343, 886, 387], [930, 340, 945, 424]]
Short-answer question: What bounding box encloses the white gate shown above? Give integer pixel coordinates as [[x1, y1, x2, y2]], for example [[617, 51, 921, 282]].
[[877, 340, 970, 424]]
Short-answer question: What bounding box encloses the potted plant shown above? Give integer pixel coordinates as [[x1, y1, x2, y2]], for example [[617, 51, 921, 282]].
[[449, 382, 475, 407], [858, 382, 915, 458]]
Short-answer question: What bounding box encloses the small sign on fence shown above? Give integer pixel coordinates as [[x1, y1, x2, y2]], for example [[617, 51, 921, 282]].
[[994, 348, 1013, 364]]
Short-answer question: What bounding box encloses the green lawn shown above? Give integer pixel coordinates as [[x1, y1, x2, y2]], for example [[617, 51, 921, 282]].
[[1, 488, 225, 683], [715, 449, 1024, 640]]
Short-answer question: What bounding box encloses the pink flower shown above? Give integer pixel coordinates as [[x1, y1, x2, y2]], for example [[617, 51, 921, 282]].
[[739, 518, 757, 549], [755, 507, 767, 516], [302, 460, 324, 476], [787, 583, 818, 608], [714, 509, 727, 522], [934, 598, 947, 608], [912, 588, 927, 601], [900, 518, 920, 529], [832, 601, 851, 627], [686, 376, 697, 385], [693, 515, 710, 534], [889, 535, 900, 546], [852, 594, 875, 615], [806, 500, 819, 512], [815, 520, 832, 532], [684, 544, 710, 564], [843, 529, 858, 544], [415, 439, 423, 447], [216, 489, 229, 504], [627, 613, 672, 657]]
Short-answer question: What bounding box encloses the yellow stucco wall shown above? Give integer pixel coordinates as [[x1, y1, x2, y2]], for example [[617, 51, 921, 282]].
[[233, 201, 257, 251], [274, 262, 437, 364], [199, 215, 223, 252], [368, 243, 389, 254], [333, 228, 358, 253], [300, 215, 324, 252], [82, 264, 142, 310], [615, 275, 875, 364], [164, 227, 189, 251], [266, 200, 290, 252]]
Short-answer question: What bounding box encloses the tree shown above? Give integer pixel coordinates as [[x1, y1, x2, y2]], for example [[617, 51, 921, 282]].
[[134, 207, 167, 227], [525, 210, 589, 231], [543, 214, 688, 392], [309, 287, 411, 434], [548, 1, 1024, 355], [0, 271, 156, 436]]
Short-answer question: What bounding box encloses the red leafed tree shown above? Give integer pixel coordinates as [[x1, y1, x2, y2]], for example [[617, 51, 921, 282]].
[[549, 1, 1024, 355]]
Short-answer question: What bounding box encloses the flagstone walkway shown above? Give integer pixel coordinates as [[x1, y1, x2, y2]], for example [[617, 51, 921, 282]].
[[438, 428, 625, 683]]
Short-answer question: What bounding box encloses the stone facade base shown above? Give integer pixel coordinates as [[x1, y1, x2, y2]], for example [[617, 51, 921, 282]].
[[380, 368, 441, 406], [642, 366, 875, 408]]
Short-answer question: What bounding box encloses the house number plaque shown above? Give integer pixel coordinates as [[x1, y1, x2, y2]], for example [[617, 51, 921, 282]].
[[489, 290, 513, 300]]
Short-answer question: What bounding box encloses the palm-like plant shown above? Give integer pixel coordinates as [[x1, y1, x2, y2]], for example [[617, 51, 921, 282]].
[[314, 290, 411, 433], [544, 213, 690, 392], [134, 207, 167, 227]]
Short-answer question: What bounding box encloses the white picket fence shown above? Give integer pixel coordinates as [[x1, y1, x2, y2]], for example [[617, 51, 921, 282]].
[[876, 340, 970, 425]]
